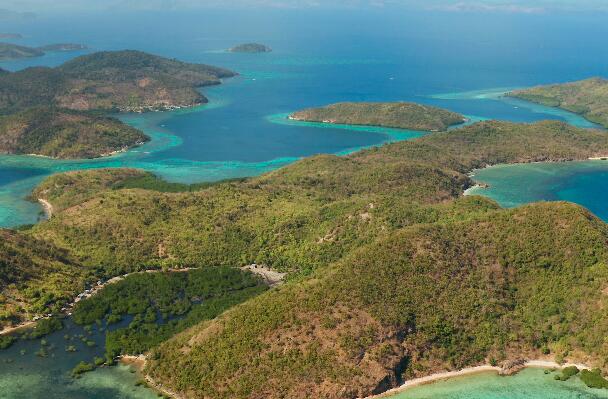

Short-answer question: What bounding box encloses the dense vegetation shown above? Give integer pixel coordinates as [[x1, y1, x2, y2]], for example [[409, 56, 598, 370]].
[[0, 229, 84, 328], [3, 119, 608, 396], [0, 42, 43, 60], [290, 102, 466, 131], [229, 43, 272, 53], [147, 202, 608, 398], [0, 107, 148, 158], [0, 50, 236, 114], [508, 78, 608, 128], [72, 267, 266, 361]]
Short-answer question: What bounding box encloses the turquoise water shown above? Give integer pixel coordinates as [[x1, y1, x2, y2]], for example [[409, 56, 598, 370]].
[[1, 8, 608, 398], [468, 161, 608, 220], [387, 368, 608, 399], [0, 319, 158, 399]]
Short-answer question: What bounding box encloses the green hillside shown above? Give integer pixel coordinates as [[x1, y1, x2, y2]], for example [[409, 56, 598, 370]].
[[0, 42, 44, 61], [0, 107, 148, 158], [508, 78, 608, 128], [147, 202, 608, 399], [2, 119, 608, 396], [0, 50, 236, 114], [290, 102, 466, 131]]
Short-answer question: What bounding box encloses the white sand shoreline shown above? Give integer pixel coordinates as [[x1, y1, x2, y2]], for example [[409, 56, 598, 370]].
[[363, 360, 592, 399]]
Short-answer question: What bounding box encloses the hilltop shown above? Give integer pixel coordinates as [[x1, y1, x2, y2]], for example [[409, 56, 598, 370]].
[[0, 107, 148, 158], [0, 42, 43, 61], [508, 78, 608, 128], [0, 50, 236, 113], [229, 43, 272, 53], [0, 33, 23, 40], [290, 102, 466, 131], [2, 120, 608, 396]]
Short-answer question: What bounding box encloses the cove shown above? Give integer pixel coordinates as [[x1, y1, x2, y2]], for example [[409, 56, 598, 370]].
[[384, 368, 608, 399], [467, 161, 608, 222]]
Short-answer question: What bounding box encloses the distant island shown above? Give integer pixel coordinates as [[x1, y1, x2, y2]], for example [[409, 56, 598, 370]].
[[0, 33, 23, 39], [508, 77, 608, 128], [290, 101, 466, 131], [229, 43, 272, 53], [0, 42, 86, 61], [0, 50, 236, 158], [0, 107, 148, 159], [37, 43, 88, 52], [0, 42, 44, 61]]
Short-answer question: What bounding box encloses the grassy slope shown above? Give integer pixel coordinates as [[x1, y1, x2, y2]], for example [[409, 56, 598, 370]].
[[508, 78, 608, 128], [147, 203, 608, 399], [0, 230, 84, 327], [0, 107, 149, 158], [290, 102, 466, 131], [30, 121, 608, 273]]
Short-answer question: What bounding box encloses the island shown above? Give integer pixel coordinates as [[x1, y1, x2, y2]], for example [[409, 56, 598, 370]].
[[1, 118, 607, 397], [37, 43, 88, 52], [0, 42, 44, 61], [0, 50, 236, 158], [0, 33, 23, 39], [289, 101, 466, 131], [0, 50, 236, 113], [507, 77, 608, 128], [228, 42, 272, 53], [0, 107, 148, 159]]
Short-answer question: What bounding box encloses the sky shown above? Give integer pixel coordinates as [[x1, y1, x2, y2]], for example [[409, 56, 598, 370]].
[[1, 0, 608, 15]]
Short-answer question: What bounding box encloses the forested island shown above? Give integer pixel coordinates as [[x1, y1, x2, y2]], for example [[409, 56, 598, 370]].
[[0, 50, 235, 158], [508, 77, 608, 128], [0, 42, 44, 60], [2, 117, 608, 397], [290, 102, 466, 131], [229, 43, 272, 53]]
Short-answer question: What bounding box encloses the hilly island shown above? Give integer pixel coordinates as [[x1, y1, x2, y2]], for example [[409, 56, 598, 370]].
[[2, 116, 608, 397], [290, 102, 466, 131], [0, 50, 235, 158]]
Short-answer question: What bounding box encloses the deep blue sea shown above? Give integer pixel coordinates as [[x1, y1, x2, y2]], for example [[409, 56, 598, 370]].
[[1, 8, 608, 398]]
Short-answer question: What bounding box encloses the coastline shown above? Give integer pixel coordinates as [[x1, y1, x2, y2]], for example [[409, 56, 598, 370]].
[[363, 360, 592, 399], [0, 267, 201, 337], [121, 355, 185, 399]]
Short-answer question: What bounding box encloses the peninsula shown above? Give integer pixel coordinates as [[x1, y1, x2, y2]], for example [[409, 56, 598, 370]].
[[0, 119, 606, 397], [508, 77, 608, 128], [0, 107, 148, 158], [229, 43, 272, 53], [0, 50, 236, 113], [289, 102, 466, 131], [0, 42, 44, 61]]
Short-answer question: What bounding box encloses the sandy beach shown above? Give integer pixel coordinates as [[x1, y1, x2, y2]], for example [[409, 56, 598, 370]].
[[362, 360, 592, 399]]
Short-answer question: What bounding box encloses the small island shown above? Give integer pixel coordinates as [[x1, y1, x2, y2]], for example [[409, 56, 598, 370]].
[[0, 42, 44, 61], [228, 43, 272, 53], [289, 101, 466, 131], [507, 77, 608, 128], [37, 43, 88, 52]]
